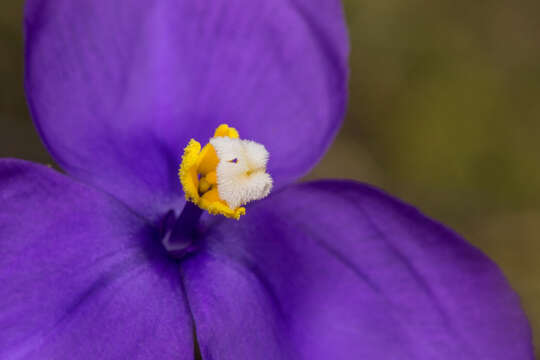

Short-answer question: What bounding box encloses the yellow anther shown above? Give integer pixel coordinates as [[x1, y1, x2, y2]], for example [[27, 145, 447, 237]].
[[214, 124, 240, 139], [205, 171, 217, 184], [198, 171, 216, 193], [198, 178, 211, 194]]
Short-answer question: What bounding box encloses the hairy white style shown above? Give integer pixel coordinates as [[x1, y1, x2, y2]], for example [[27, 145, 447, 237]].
[[210, 137, 273, 209]]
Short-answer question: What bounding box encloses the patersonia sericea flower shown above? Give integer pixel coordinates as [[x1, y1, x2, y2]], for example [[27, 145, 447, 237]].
[[0, 0, 533, 359]]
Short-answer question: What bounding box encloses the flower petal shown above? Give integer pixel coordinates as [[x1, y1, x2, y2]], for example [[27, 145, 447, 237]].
[[182, 180, 533, 359], [0, 159, 193, 359], [24, 0, 349, 219]]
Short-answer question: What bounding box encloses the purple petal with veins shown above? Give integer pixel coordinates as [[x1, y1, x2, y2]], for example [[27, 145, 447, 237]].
[[0, 0, 533, 359]]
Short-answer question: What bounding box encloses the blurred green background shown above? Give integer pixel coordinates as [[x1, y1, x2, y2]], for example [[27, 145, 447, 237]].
[[2, 0, 539, 355]]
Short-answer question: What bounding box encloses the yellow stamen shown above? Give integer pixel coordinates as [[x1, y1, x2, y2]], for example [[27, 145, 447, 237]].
[[178, 124, 246, 220]]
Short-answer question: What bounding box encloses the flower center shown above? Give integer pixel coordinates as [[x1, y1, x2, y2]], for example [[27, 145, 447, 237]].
[[160, 203, 202, 258], [178, 124, 273, 220]]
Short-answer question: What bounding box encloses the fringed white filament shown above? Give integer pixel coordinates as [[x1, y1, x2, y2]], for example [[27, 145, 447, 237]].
[[210, 137, 273, 209]]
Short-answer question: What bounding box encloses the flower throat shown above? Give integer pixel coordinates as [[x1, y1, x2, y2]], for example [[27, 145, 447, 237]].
[[162, 124, 273, 257]]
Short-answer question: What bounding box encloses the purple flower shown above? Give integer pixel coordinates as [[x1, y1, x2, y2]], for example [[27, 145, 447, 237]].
[[0, 0, 532, 359]]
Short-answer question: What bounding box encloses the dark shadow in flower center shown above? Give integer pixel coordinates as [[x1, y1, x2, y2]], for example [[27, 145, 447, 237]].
[[160, 202, 204, 260]]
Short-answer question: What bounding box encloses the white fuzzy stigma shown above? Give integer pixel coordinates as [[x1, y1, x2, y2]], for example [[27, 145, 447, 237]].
[[210, 137, 273, 209]]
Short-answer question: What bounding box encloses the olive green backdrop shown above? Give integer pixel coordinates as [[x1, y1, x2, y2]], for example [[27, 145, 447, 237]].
[[2, 0, 539, 356]]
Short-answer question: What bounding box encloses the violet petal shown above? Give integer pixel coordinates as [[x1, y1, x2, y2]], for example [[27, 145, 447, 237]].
[[182, 180, 533, 359], [24, 0, 349, 220], [0, 159, 193, 359]]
